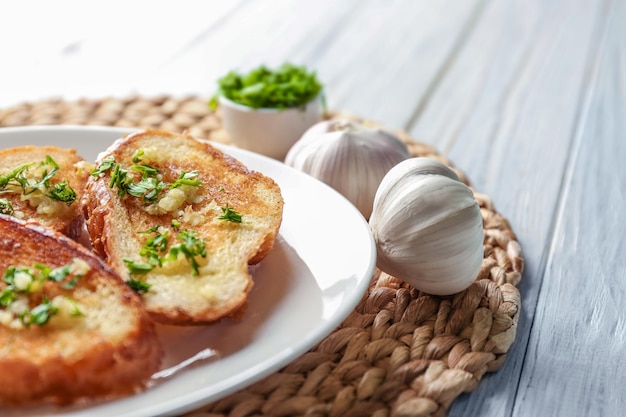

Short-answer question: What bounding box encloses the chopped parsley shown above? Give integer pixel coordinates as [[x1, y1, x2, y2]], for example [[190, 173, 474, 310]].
[[139, 227, 170, 267], [23, 298, 58, 326], [0, 198, 14, 215], [62, 275, 82, 290], [0, 162, 33, 189], [0, 156, 77, 206], [132, 164, 160, 178], [171, 170, 201, 189], [46, 180, 77, 204], [132, 149, 145, 163], [108, 163, 130, 197], [124, 226, 207, 284], [126, 176, 167, 203], [90, 156, 116, 176], [167, 230, 207, 276], [123, 259, 155, 276], [90, 154, 201, 204], [127, 278, 151, 294], [0, 287, 16, 307], [209, 62, 323, 110], [45, 264, 72, 282], [68, 299, 85, 317], [0, 260, 87, 328], [2, 262, 85, 291], [218, 203, 243, 223]]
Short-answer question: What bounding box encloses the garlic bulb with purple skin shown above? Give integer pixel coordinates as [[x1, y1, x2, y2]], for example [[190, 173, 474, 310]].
[[369, 157, 484, 295], [285, 120, 410, 219]]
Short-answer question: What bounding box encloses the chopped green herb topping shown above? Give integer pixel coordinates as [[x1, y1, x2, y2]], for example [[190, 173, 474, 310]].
[[218, 203, 243, 223], [167, 230, 207, 276], [127, 176, 168, 203], [46, 180, 77, 205], [62, 275, 82, 290], [0, 162, 33, 189], [46, 264, 72, 282], [90, 157, 201, 205], [132, 164, 159, 178], [90, 156, 116, 176], [0, 198, 14, 215], [0, 287, 16, 307], [125, 226, 207, 281], [132, 149, 145, 163], [0, 260, 87, 328], [23, 298, 58, 326], [139, 225, 161, 234], [171, 170, 202, 189], [209, 62, 323, 110], [127, 278, 152, 294], [0, 156, 77, 206], [68, 299, 85, 317], [140, 227, 170, 267], [123, 259, 155, 276]]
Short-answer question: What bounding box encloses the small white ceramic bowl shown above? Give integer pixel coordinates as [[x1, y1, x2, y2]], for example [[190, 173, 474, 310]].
[[218, 95, 323, 161]]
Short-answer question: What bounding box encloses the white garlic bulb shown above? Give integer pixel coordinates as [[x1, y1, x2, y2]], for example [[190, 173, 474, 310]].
[[369, 157, 484, 295], [285, 119, 410, 219]]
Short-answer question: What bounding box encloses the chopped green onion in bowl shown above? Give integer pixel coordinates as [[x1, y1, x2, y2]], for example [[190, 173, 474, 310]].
[[209, 62, 323, 110]]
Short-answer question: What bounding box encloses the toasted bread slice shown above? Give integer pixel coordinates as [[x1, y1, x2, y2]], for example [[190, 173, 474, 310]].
[[82, 129, 284, 325], [0, 146, 89, 239], [0, 215, 162, 406]]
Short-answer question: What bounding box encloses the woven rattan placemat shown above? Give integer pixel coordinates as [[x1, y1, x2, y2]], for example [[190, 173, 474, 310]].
[[0, 96, 523, 417]]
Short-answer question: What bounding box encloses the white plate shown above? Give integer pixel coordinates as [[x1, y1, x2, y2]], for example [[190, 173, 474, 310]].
[[0, 126, 376, 417]]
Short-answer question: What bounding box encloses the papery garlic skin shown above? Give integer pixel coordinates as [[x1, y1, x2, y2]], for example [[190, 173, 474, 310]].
[[285, 120, 410, 219], [369, 157, 484, 295]]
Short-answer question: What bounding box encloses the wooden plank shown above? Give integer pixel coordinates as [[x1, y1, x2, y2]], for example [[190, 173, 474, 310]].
[[156, 0, 485, 130], [404, 0, 613, 415], [512, 0, 626, 415], [303, 0, 487, 129]]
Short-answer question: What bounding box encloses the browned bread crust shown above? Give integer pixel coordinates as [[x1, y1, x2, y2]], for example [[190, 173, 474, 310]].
[[82, 130, 284, 325], [0, 215, 162, 406], [0, 146, 89, 239]]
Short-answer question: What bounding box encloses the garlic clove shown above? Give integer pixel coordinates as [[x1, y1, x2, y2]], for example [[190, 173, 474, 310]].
[[369, 157, 484, 296], [285, 120, 410, 219]]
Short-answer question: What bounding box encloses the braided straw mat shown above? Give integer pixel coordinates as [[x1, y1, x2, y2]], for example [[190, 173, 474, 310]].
[[0, 96, 523, 417]]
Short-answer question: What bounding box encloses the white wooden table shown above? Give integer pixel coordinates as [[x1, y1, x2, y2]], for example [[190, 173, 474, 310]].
[[1, 1, 625, 416]]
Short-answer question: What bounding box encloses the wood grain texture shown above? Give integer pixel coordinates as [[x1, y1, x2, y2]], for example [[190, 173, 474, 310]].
[[514, 0, 626, 415], [405, 0, 616, 415]]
